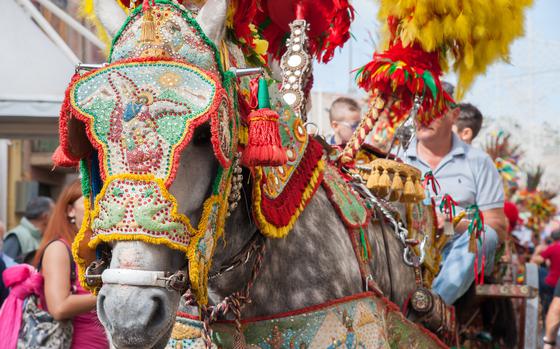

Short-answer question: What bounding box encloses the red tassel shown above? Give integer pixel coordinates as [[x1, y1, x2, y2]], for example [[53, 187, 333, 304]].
[[52, 146, 79, 168], [241, 109, 287, 167]]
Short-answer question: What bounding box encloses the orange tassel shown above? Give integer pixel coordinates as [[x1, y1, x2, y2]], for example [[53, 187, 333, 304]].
[[241, 109, 287, 167]]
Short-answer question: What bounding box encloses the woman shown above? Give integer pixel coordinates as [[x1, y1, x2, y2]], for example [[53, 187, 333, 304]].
[[33, 180, 108, 349]]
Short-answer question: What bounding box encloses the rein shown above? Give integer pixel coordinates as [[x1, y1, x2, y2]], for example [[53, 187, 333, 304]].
[[197, 237, 267, 348], [208, 230, 263, 280]]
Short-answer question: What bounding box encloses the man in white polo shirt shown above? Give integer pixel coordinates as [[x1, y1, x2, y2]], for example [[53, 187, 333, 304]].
[[402, 82, 507, 305]]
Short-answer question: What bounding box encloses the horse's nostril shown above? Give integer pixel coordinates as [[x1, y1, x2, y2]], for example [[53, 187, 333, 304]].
[[146, 295, 166, 328]]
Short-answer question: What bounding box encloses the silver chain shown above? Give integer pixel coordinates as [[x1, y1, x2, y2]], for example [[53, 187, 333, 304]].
[[226, 153, 243, 217], [349, 173, 426, 267]]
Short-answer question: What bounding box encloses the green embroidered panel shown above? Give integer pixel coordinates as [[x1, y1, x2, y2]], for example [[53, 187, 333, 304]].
[[70, 60, 219, 183]]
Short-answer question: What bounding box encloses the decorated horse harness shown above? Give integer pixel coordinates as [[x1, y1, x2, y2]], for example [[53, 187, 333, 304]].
[[55, 1, 454, 347]]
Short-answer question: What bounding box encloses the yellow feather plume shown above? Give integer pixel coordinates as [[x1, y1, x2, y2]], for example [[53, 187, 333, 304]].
[[378, 0, 533, 99]]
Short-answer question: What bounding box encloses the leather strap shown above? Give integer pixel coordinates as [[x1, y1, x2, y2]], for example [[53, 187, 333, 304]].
[[38, 239, 76, 283]]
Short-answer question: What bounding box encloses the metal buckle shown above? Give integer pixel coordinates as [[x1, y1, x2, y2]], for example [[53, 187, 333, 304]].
[[160, 270, 189, 292], [75, 62, 107, 73], [85, 259, 107, 287]]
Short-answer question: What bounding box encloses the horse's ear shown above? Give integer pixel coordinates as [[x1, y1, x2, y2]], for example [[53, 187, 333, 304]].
[[94, 0, 128, 38], [196, 0, 227, 44]]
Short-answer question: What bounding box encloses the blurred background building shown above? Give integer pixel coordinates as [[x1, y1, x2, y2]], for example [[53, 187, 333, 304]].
[[0, 0, 104, 227]]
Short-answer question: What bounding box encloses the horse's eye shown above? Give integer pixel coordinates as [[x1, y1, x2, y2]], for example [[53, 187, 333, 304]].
[[192, 124, 211, 145]]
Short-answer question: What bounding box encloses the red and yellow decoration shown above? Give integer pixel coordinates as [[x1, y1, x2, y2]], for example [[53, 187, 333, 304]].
[[253, 0, 354, 63], [342, 0, 532, 165], [252, 138, 324, 238], [378, 0, 533, 98]]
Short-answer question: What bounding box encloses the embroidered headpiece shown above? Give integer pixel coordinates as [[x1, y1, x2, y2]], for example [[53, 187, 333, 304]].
[[60, 0, 237, 304]]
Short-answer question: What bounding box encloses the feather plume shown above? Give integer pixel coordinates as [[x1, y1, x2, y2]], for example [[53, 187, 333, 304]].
[[377, 0, 533, 98]]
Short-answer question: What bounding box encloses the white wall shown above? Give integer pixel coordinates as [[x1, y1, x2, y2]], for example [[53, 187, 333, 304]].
[[0, 139, 8, 224]]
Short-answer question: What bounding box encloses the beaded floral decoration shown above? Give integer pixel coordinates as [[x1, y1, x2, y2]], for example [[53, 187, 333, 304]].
[[168, 293, 447, 348], [61, 0, 237, 304]]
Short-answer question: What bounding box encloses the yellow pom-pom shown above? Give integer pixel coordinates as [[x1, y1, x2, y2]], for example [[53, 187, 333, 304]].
[[378, 0, 533, 97]]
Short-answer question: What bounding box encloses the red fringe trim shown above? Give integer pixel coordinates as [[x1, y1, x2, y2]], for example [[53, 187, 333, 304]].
[[258, 138, 323, 227]]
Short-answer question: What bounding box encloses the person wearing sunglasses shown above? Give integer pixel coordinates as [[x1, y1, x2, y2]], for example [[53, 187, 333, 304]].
[[327, 97, 362, 146], [401, 81, 507, 306]]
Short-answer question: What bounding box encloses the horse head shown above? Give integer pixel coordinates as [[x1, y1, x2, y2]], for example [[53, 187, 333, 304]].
[[61, 0, 250, 347]]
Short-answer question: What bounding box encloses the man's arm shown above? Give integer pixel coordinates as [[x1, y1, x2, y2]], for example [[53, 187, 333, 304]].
[[472, 153, 506, 240], [482, 207, 507, 242], [2, 235, 22, 260], [531, 244, 552, 264], [452, 207, 507, 240]]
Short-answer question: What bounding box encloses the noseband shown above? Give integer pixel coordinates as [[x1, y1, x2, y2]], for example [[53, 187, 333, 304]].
[[84, 255, 190, 293], [84, 229, 263, 295], [102, 269, 190, 292]]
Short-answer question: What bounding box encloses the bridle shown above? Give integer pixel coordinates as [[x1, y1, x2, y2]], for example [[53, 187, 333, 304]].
[[83, 227, 267, 349], [84, 226, 264, 296], [84, 250, 191, 293]]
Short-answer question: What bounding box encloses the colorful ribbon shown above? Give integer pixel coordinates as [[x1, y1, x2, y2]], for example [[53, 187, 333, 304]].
[[467, 205, 485, 237], [439, 194, 457, 222], [422, 171, 440, 196], [467, 204, 486, 285]]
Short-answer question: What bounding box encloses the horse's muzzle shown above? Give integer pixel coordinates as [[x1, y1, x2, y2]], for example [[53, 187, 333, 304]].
[[97, 284, 178, 349]]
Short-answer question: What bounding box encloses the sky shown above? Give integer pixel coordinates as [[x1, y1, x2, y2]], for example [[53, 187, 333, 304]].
[[313, 0, 560, 126]]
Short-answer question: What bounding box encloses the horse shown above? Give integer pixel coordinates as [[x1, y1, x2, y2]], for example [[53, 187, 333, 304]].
[[63, 1, 428, 348]]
